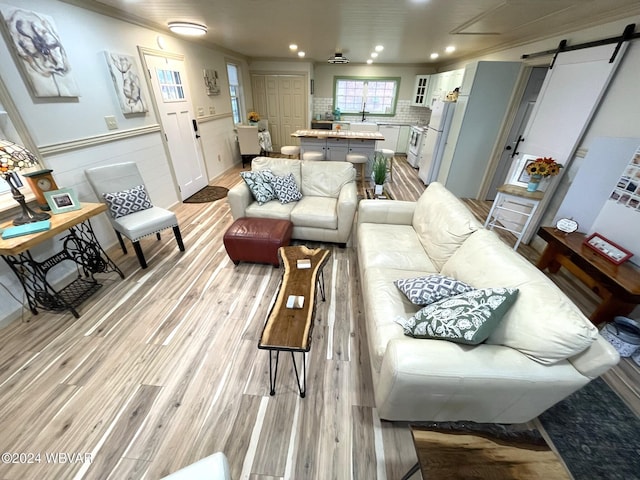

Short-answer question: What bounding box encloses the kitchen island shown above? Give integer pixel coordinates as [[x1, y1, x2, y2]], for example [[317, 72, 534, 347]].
[[291, 129, 384, 164]]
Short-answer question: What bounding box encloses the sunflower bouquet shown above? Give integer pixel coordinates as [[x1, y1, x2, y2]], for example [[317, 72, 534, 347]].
[[248, 111, 260, 122], [526, 157, 563, 177]]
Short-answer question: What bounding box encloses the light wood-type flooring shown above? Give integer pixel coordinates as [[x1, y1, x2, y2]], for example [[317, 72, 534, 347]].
[[0, 156, 637, 479]]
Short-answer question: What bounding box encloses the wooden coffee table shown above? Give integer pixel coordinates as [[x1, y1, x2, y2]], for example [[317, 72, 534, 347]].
[[402, 424, 571, 479], [258, 245, 330, 397]]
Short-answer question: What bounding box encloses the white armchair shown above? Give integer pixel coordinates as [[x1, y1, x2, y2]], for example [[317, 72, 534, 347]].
[[85, 162, 185, 269]]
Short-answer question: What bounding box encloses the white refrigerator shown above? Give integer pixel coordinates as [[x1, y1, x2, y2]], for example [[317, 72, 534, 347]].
[[418, 100, 456, 185]]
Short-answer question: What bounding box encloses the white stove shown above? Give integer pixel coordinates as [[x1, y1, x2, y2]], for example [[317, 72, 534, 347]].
[[407, 126, 425, 168]]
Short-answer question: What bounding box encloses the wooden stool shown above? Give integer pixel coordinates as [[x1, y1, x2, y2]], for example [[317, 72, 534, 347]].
[[378, 148, 395, 181], [302, 151, 324, 161], [346, 153, 368, 191], [223, 217, 293, 267], [281, 145, 300, 159]]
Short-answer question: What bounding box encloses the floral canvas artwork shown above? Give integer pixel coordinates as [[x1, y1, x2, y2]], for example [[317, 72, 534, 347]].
[[105, 52, 148, 114], [1, 7, 79, 97], [204, 69, 220, 96]]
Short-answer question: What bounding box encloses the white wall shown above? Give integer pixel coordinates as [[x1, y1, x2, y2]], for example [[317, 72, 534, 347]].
[[0, 0, 249, 325]]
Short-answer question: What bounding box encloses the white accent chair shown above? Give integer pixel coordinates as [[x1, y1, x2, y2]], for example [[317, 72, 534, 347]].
[[85, 162, 185, 269], [237, 125, 261, 168], [160, 452, 231, 480]]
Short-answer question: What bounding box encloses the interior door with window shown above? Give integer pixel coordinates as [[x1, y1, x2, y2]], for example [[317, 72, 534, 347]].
[[141, 49, 207, 200]]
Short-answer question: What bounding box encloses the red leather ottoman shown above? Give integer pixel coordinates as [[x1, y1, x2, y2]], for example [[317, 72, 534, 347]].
[[223, 218, 293, 267]]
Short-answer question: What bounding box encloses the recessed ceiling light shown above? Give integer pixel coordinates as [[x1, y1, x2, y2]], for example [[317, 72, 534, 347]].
[[375, 45, 384, 52], [430, 52, 439, 59], [367, 59, 373, 64], [298, 51, 305, 58], [371, 52, 378, 58], [289, 44, 298, 51], [445, 45, 456, 53], [168, 21, 207, 36]]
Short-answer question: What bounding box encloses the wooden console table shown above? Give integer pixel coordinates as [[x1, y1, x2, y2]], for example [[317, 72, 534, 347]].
[[0, 202, 124, 318], [537, 226, 640, 325]]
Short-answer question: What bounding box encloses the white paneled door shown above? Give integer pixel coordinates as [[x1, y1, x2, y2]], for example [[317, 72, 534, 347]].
[[252, 74, 306, 152], [141, 50, 208, 200]]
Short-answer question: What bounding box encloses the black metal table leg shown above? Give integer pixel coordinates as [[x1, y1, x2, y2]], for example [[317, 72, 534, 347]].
[[400, 462, 420, 480], [268, 350, 280, 395], [291, 351, 307, 398], [317, 269, 326, 302]]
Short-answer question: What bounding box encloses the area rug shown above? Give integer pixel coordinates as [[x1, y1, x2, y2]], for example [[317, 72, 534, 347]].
[[539, 377, 640, 480], [183, 186, 229, 203]]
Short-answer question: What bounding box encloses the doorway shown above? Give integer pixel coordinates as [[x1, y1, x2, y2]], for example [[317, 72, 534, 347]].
[[486, 67, 547, 200], [251, 74, 307, 152], [139, 48, 208, 200]]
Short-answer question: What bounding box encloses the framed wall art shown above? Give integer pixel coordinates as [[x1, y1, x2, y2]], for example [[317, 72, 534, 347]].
[[105, 52, 148, 114], [1, 6, 79, 97], [204, 69, 220, 96]]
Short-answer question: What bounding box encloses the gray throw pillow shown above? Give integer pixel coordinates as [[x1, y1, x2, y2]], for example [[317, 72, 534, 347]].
[[395, 274, 474, 305], [271, 172, 303, 204], [240, 170, 276, 205], [395, 287, 519, 345], [103, 184, 153, 219]]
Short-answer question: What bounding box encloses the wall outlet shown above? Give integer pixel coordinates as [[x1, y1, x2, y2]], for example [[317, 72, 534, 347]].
[[105, 115, 118, 130], [209, 106, 215, 115]]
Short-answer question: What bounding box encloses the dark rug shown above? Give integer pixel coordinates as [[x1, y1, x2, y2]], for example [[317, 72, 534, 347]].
[[539, 377, 640, 480], [183, 186, 228, 204]]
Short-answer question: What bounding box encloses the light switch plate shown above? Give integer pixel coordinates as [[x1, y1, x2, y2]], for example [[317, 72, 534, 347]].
[[197, 107, 205, 117], [209, 106, 215, 115], [105, 115, 118, 130]]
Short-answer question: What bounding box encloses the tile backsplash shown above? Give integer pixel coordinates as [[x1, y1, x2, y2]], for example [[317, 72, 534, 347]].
[[312, 98, 431, 125]]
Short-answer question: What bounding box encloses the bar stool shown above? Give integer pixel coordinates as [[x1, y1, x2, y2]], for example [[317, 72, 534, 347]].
[[377, 149, 395, 181], [281, 145, 300, 159], [302, 151, 324, 161], [346, 153, 368, 191]]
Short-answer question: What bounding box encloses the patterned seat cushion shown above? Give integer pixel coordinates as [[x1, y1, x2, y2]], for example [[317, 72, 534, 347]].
[[103, 185, 153, 218]]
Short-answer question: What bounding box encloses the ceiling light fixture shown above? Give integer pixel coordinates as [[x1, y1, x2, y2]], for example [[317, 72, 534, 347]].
[[430, 52, 439, 59], [289, 44, 298, 51], [371, 52, 378, 58], [445, 45, 456, 53], [367, 59, 373, 64], [298, 51, 305, 58], [375, 45, 384, 52], [168, 22, 207, 36]]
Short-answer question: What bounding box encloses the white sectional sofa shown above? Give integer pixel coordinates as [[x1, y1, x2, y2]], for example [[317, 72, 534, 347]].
[[356, 182, 620, 423], [228, 157, 357, 245]]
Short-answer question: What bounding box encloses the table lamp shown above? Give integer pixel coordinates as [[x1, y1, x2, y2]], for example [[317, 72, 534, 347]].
[[0, 139, 51, 225]]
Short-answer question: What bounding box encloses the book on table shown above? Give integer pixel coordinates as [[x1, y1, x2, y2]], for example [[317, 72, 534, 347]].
[[2, 220, 51, 239]]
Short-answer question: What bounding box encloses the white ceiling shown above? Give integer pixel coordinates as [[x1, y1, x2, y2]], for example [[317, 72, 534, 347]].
[[84, 0, 639, 65]]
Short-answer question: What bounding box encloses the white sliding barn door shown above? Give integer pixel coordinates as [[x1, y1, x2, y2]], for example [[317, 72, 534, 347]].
[[514, 43, 629, 243]]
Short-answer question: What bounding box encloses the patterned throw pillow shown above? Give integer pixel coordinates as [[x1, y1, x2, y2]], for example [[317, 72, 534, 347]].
[[103, 185, 153, 219], [240, 171, 276, 205], [395, 274, 474, 305], [395, 288, 519, 345], [271, 172, 303, 204]]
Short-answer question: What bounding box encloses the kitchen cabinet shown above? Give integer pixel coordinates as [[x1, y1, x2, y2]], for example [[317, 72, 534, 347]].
[[426, 69, 465, 107], [376, 125, 400, 151], [411, 75, 431, 107], [326, 138, 349, 160], [397, 126, 411, 154]]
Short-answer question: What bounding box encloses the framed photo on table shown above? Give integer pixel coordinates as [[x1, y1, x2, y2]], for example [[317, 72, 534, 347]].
[[44, 188, 81, 214], [583, 232, 633, 265]]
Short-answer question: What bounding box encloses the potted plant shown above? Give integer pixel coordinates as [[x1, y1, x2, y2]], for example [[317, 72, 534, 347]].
[[248, 111, 260, 125], [371, 153, 388, 196], [525, 156, 563, 191]]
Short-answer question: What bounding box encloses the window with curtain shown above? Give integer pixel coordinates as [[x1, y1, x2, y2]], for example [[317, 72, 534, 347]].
[[227, 63, 243, 124], [334, 77, 400, 116]]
